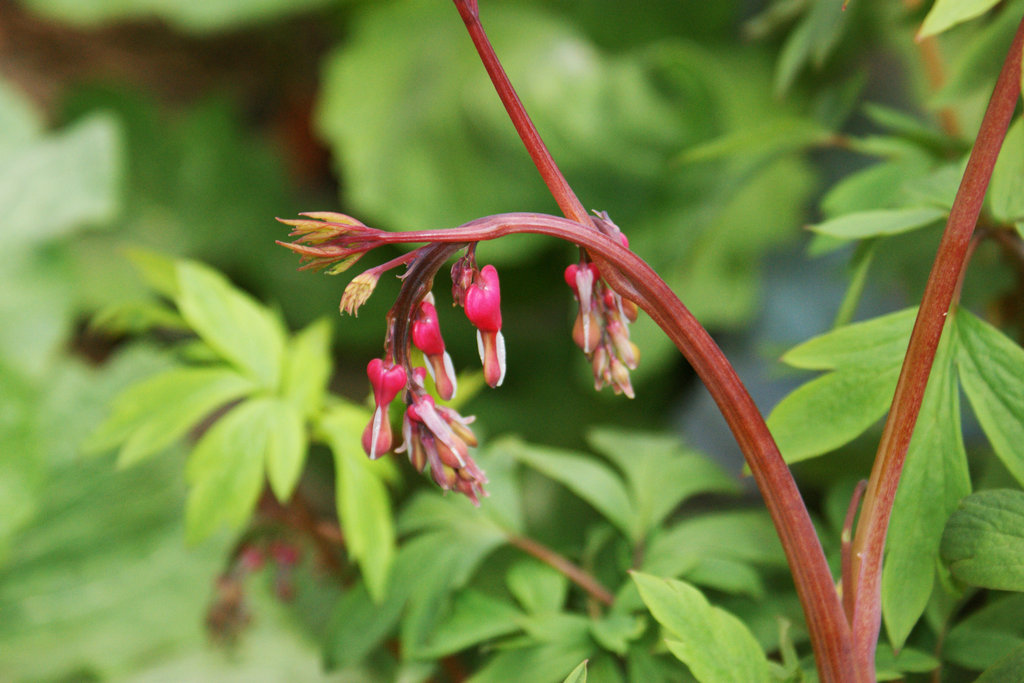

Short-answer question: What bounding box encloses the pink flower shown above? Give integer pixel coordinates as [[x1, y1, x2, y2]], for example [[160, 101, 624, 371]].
[[362, 358, 407, 459], [411, 294, 458, 400], [463, 264, 506, 387]]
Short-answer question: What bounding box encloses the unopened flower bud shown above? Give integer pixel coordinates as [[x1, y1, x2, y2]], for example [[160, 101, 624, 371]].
[[572, 310, 601, 353], [411, 296, 457, 400]]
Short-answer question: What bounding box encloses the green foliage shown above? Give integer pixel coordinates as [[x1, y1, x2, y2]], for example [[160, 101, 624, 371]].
[[941, 489, 1024, 591]]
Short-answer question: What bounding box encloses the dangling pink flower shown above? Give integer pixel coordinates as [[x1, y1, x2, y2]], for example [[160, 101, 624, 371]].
[[411, 293, 458, 400], [463, 264, 506, 387], [362, 358, 407, 458]]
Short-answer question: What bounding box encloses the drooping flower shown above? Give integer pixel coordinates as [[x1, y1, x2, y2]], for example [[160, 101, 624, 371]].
[[462, 264, 506, 387], [410, 293, 458, 401], [361, 358, 407, 459]]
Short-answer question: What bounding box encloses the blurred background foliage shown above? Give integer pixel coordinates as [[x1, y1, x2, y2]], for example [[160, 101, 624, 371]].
[[2, 0, 1023, 680]]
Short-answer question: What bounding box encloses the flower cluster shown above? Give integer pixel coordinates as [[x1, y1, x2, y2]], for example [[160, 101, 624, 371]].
[[278, 210, 638, 503]]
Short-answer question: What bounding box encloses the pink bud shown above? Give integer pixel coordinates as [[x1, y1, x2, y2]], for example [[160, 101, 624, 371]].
[[367, 358, 406, 409], [362, 406, 393, 459], [464, 265, 502, 332]]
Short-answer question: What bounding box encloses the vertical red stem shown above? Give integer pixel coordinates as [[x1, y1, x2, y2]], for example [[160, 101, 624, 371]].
[[850, 17, 1024, 673]]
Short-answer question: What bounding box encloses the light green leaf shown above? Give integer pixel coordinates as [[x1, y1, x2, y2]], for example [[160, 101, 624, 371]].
[[957, 309, 1024, 486], [941, 489, 1024, 591], [0, 113, 121, 249], [562, 660, 588, 683], [919, 0, 1002, 38], [780, 307, 917, 370], [883, 320, 969, 650], [318, 402, 395, 603], [506, 438, 635, 540], [264, 401, 306, 502], [990, 117, 1024, 222], [20, 0, 337, 33], [175, 260, 286, 388], [874, 645, 942, 680], [184, 398, 274, 544], [935, 0, 1024, 104], [632, 572, 771, 683], [586, 428, 739, 538], [975, 643, 1024, 683], [85, 365, 258, 466], [281, 317, 332, 418], [507, 558, 569, 614], [809, 207, 947, 240]]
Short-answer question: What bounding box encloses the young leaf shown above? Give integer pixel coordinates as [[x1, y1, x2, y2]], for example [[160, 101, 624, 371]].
[[506, 438, 635, 541], [318, 402, 395, 603], [632, 572, 771, 683], [918, 0, 1002, 39], [956, 310, 1024, 487], [85, 365, 258, 467], [175, 260, 286, 389], [882, 320, 969, 650], [808, 207, 947, 240], [184, 397, 276, 544], [940, 489, 1024, 591]]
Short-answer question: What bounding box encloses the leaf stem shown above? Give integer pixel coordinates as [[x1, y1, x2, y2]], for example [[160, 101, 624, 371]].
[[507, 533, 615, 606], [849, 16, 1024, 673]]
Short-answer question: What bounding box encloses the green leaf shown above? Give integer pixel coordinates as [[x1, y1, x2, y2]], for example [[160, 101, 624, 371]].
[[507, 558, 569, 614], [768, 308, 917, 463], [20, 0, 338, 33], [281, 318, 333, 418], [589, 613, 645, 655], [989, 117, 1024, 222], [414, 589, 525, 659], [773, 0, 848, 95], [632, 572, 771, 683], [809, 207, 947, 240], [957, 309, 1024, 486], [874, 645, 941, 680], [263, 401, 306, 502], [919, 0, 1002, 38], [940, 489, 1024, 591], [586, 428, 739, 538], [935, 0, 1024, 104], [562, 660, 588, 683], [184, 398, 275, 544], [883, 319, 969, 650], [318, 403, 395, 603], [0, 113, 121, 249], [975, 643, 1024, 683], [944, 594, 1024, 670], [506, 438, 635, 541], [85, 365, 258, 467], [175, 260, 286, 388]]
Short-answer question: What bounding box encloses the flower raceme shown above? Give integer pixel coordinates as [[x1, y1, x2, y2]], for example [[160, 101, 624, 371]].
[[277, 210, 640, 502]]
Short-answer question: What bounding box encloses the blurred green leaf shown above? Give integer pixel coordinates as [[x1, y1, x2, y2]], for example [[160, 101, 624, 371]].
[[184, 398, 276, 544], [957, 310, 1024, 486], [632, 572, 771, 683], [773, 0, 848, 95], [19, 0, 338, 32], [934, 0, 1024, 104], [507, 558, 569, 614], [990, 117, 1024, 224], [467, 619, 592, 683], [586, 428, 739, 538], [809, 207, 947, 240], [883, 319, 969, 650], [281, 318, 333, 418], [919, 0, 1002, 38], [562, 660, 588, 683], [874, 645, 941, 680], [86, 365, 258, 466], [176, 260, 287, 389], [318, 402, 396, 603], [0, 113, 121, 249], [414, 589, 524, 659], [941, 489, 1024, 591], [944, 594, 1024, 671], [975, 643, 1024, 683], [506, 438, 635, 541], [263, 402, 306, 502]]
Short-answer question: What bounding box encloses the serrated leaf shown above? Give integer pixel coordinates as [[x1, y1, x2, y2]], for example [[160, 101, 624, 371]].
[[175, 260, 286, 389], [85, 365, 258, 466], [184, 397, 275, 544], [586, 428, 739, 538], [918, 0, 1001, 38], [506, 439, 635, 540], [809, 207, 947, 240], [318, 402, 395, 603], [632, 572, 771, 683], [507, 558, 569, 614], [883, 320, 969, 650], [957, 309, 1024, 486], [940, 489, 1024, 591], [281, 317, 332, 418], [989, 117, 1024, 222], [0, 113, 121, 249], [264, 401, 306, 502]]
